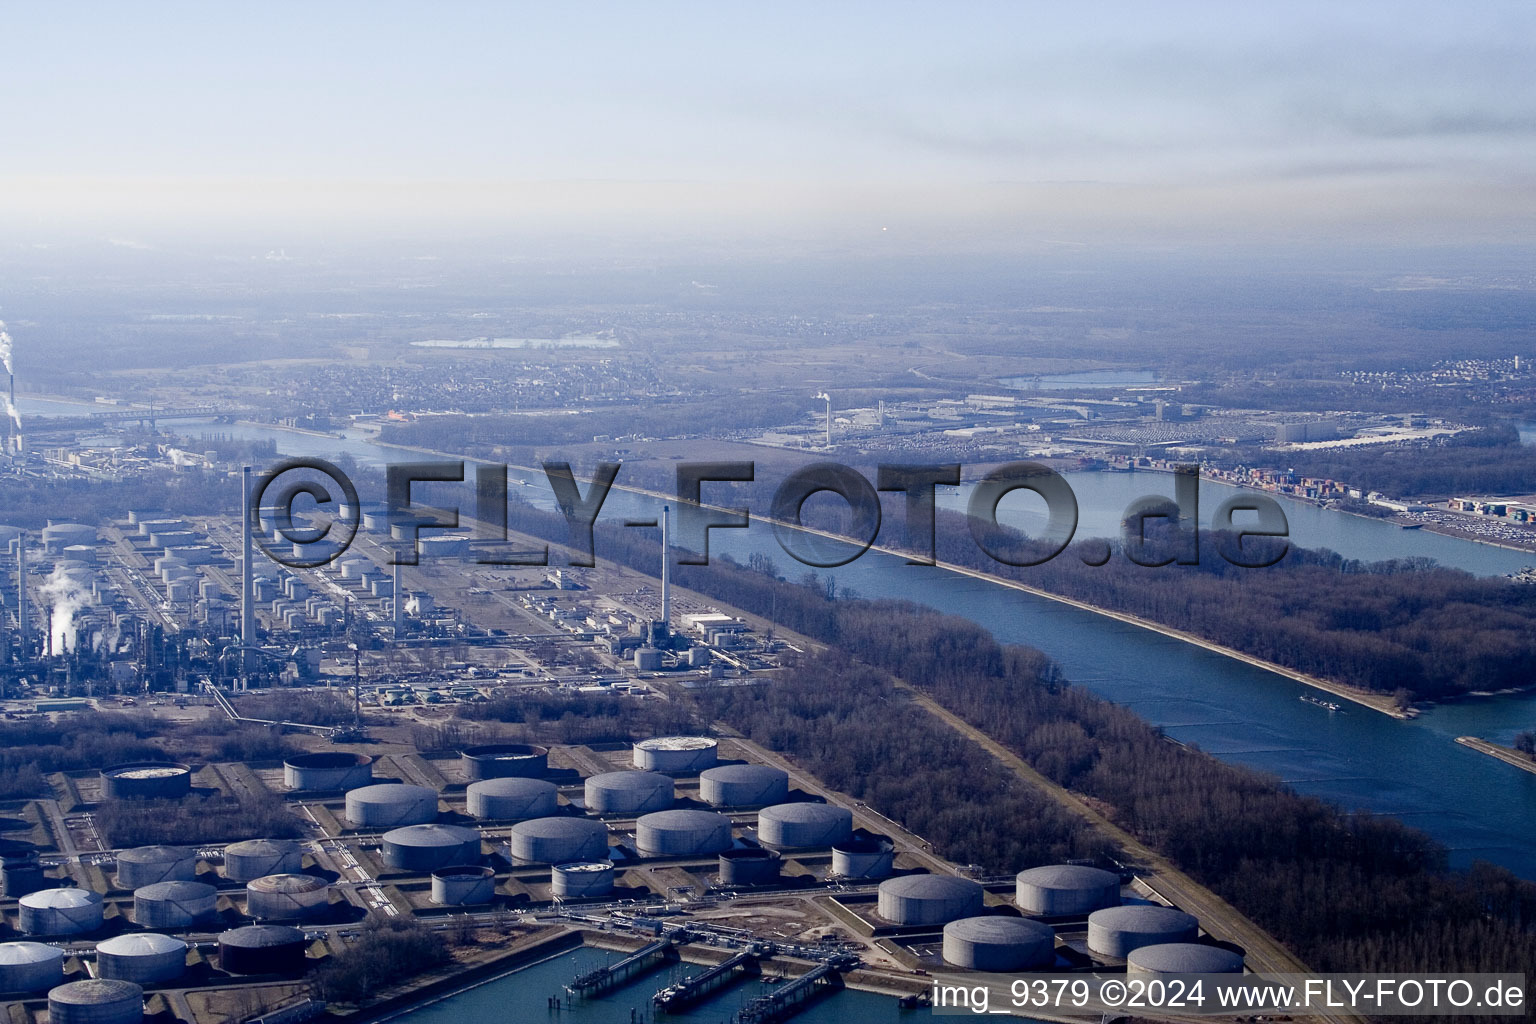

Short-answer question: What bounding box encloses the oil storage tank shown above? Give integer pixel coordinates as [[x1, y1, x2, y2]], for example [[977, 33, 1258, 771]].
[[345, 783, 439, 827], [219, 925, 308, 975], [757, 803, 853, 848], [1016, 865, 1121, 916], [1087, 906, 1199, 958], [381, 824, 482, 871], [1128, 943, 1243, 975], [585, 771, 673, 814], [133, 881, 217, 930], [632, 736, 718, 772], [832, 837, 895, 880], [943, 917, 1056, 971], [101, 763, 192, 801], [719, 849, 780, 886], [431, 866, 496, 906], [94, 933, 187, 985], [222, 839, 303, 883], [0, 942, 65, 993], [19, 888, 104, 936], [246, 874, 330, 920], [509, 817, 609, 864], [698, 764, 788, 807], [116, 846, 198, 888], [877, 875, 985, 927], [466, 777, 558, 820], [635, 809, 732, 857], [551, 861, 615, 899], [0, 839, 45, 898], [283, 752, 373, 791], [461, 743, 549, 780], [47, 979, 143, 1024]]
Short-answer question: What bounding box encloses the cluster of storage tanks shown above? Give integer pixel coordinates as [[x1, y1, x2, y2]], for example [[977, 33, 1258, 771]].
[[860, 862, 1241, 976]]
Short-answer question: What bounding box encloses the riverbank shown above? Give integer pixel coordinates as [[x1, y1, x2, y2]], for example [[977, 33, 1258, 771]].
[[1455, 736, 1536, 777]]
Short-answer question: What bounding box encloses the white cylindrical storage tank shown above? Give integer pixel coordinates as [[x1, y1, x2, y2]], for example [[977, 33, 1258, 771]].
[[632, 736, 718, 772], [133, 881, 217, 930], [0, 941, 65, 993], [380, 824, 481, 872], [1087, 906, 1200, 958], [42, 523, 97, 551], [877, 874, 985, 927], [943, 916, 1056, 971], [166, 580, 195, 603], [417, 535, 468, 559], [1127, 943, 1243, 975], [431, 866, 496, 906], [635, 809, 733, 857], [246, 874, 330, 920], [832, 837, 895, 880], [48, 979, 143, 1024], [94, 933, 187, 985], [698, 764, 789, 807], [345, 783, 439, 827], [1015, 865, 1121, 916], [283, 752, 374, 792], [466, 777, 558, 820], [63, 544, 97, 564], [585, 771, 673, 815], [551, 861, 615, 899], [116, 846, 198, 888], [222, 839, 303, 883], [508, 817, 609, 864], [757, 803, 853, 848], [19, 888, 105, 936]]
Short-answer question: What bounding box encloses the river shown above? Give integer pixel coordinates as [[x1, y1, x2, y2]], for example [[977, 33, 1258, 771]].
[[24, 404, 1536, 879]]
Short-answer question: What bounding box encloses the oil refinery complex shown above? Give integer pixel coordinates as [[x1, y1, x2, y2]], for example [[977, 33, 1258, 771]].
[[0, 492, 1256, 1023]]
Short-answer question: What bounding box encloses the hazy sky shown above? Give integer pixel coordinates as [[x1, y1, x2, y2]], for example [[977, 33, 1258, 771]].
[[3, 2, 1534, 243]]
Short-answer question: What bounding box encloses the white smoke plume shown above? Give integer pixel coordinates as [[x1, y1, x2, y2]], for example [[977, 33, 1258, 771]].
[[41, 566, 89, 655], [0, 316, 20, 435]]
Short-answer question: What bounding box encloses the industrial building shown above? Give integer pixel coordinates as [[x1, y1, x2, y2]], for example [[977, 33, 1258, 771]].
[[345, 783, 440, 827], [584, 770, 674, 814], [942, 916, 1057, 971], [634, 809, 733, 857], [1015, 864, 1121, 916], [509, 817, 610, 864], [876, 874, 985, 926], [1086, 905, 1199, 958], [757, 802, 853, 848]]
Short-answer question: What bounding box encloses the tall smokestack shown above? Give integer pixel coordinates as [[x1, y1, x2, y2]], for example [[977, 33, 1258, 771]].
[[241, 466, 255, 678], [392, 555, 403, 637], [660, 504, 671, 634], [15, 531, 27, 658]]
